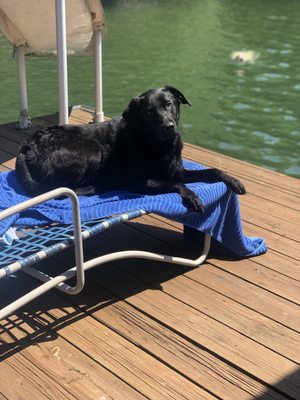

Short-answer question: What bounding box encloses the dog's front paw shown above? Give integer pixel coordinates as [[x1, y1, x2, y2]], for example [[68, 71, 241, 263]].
[[226, 176, 246, 195], [183, 194, 205, 214]]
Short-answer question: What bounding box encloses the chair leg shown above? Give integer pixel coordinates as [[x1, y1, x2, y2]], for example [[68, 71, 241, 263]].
[[16, 45, 31, 129]]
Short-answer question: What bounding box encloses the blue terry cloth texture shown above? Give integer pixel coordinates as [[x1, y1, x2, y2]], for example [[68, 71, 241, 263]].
[[0, 160, 266, 257]]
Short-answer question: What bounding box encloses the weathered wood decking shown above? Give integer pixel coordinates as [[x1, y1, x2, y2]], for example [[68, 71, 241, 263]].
[[0, 107, 299, 400]]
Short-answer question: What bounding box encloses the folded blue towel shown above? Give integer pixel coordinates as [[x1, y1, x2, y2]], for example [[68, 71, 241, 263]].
[[0, 160, 266, 257]]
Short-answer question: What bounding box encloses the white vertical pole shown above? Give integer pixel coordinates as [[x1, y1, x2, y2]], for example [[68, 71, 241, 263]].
[[16, 45, 31, 128], [94, 30, 104, 123], [55, 0, 69, 125]]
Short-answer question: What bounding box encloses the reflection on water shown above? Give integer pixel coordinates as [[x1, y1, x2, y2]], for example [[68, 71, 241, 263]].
[[0, 0, 299, 177]]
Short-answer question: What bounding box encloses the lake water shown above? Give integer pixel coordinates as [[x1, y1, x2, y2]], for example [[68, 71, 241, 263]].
[[0, 0, 299, 178]]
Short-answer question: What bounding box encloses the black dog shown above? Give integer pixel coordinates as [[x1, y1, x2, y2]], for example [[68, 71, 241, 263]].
[[16, 86, 245, 213]]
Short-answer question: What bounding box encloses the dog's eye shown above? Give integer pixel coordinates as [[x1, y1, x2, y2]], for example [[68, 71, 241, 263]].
[[166, 101, 172, 110]]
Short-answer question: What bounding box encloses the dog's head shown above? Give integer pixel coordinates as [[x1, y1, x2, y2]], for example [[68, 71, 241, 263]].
[[122, 86, 191, 142]]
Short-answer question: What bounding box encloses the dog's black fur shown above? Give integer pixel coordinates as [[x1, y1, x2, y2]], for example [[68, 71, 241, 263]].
[[16, 86, 245, 213]]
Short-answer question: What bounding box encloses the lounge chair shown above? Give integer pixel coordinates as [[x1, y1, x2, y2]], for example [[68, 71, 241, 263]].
[[0, 160, 267, 320]]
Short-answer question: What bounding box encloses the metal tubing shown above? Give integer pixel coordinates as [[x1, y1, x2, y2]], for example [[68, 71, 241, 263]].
[[82, 233, 211, 273], [0, 233, 210, 320], [16, 45, 31, 128], [0, 187, 85, 293], [55, 0, 69, 124], [15, 233, 210, 296], [16, 45, 28, 112], [94, 30, 104, 123], [0, 269, 72, 320]]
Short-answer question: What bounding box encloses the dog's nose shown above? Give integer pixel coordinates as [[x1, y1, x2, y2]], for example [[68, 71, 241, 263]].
[[166, 122, 175, 132]]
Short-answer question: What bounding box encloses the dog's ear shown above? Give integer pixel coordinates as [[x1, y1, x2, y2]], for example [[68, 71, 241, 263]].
[[122, 96, 141, 124], [164, 86, 191, 106]]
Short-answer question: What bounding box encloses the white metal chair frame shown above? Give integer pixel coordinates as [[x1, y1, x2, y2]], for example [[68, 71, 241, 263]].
[[0, 188, 211, 320]]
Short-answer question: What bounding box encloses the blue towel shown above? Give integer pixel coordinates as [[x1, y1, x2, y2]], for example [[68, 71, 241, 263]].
[[0, 160, 266, 257]]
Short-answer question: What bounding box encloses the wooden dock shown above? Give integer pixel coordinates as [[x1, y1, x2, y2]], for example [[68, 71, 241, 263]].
[[0, 108, 299, 400]]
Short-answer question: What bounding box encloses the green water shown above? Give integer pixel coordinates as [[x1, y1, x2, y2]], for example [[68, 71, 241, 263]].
[[0, 0, 299, 177]]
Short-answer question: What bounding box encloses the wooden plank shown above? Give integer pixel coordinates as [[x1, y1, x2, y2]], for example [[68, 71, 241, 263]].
[[71, 288, 288, 400], [69, 107, 94, 124], [251, 249, 300, 281], [208, 256, 300, 305], [0, 165, 9, 172], [240, 205, 300, 243], [0, 127, 28, 144], [237, 177, 299, 211], [0, 300, 147, 400], [0, 286, 215, 400], [0, 135, 22, 155], [185, 264, 300, 332], [68, 115, 90, 125], [81, 260, 300, 399], [0, 312, 76, 400], [244, 223, 299, 260], [69, 108, 109, 125], [34, 304, 217, 400], [68, 114, 92, 125], [183, 144, 300, 196], [240, 193, 300, 230], [0, 359, 58, 400], [0, 150, 15, 165], [1, 157, 16, 170]]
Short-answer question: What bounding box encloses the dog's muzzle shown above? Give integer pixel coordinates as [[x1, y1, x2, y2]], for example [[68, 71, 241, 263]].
[[163, 119, 176, 133]]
